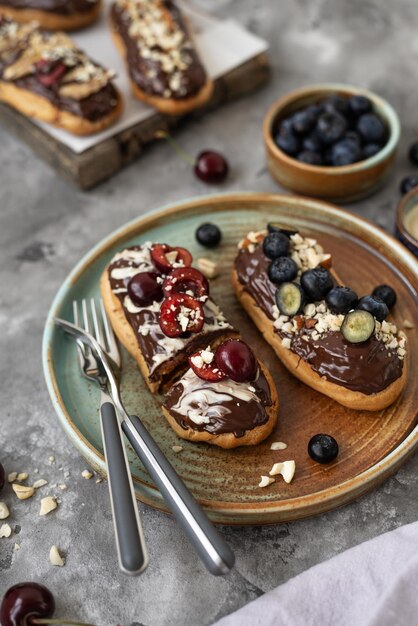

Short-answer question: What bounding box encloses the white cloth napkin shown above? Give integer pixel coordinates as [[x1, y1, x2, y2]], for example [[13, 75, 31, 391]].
[[214, 521, 418, 626]]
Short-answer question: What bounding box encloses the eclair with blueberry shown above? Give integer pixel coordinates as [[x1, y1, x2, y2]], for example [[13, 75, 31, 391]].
[[0, 18, 122, 135], [162, 340, 278, 448], [109, 0, 213, 115], [100, 242, 237, 393], [232, 225, 407, 411]]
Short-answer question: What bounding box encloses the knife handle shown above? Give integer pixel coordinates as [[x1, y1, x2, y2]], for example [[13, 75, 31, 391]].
[[122, 414, 235, 576], [100, 402, 148, 575]]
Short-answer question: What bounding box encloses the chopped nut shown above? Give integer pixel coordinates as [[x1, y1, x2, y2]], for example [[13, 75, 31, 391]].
[[281, 460, 296, 484], [95, 478, 103, 484], [81, 470, 93, 480], [172, 445, 183, 453], [0, 502, 10, 519], [305, 318, 317, 329], [269, 462, 283, 476], [0, 523, 12, 538], [319, 253, 332, 268], [197, 258, 219, 279], [16, 472, 28, 482], [281, 337, 292, 349], [12, 483, 35, 500], [58, 484, 67, 491], [14, 543, 20, 551], [49, 545, 65, 567], [270, 442, 288, 451], [7, 472, 17, 483], [404, 319, 415, 329], [33, 479, 48, 489], [39, 496, 57, 516], [48, 456, 55, 464], [258, 475, 275, 488]]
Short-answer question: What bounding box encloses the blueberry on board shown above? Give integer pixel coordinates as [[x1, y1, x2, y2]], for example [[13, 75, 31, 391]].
[[316, 111, 348, 146], [408, 141, 418, 166], [323, 95, 350, 117], [297, 150, 323, 165], [372, 284, 397, 309], [348, 95, 372, 117], [357, 294, 389, 322], [308, 434, 339, 464], [303, 131, 323, 153], [292, 109, 316, 135], [325, 286, 359, 314], [362, 143, 382, 159], [300, 266, 333, 300], [400, 175, 418, 195], [357, 113, 386, 144], [268, 256, 298, 284], [195, 223, 222, 248], [274, 127, 301, 157], [262, 231, 290, 260], [330, 138, 362, 166]]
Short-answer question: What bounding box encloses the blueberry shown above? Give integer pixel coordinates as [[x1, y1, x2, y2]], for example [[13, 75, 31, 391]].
[[292, 110, 316, 135], [344, 131, 362, 146], [297, 150, 323, 165], [275, 282, 306, 316], [408, 141, 418, 166], [357, 295, 389, 322], [325, 286, 358, 313], [362, 143, 381, 159], [372, 284, 397, 309], [195, 223, 222, 248], [323, 95, 350, 117], [341, 310, 375, 343], [268, 256, 298, 283], [400, 176, 418, 195], [357, 113, 386, 144], [316, 111, 348, 146], [267, 223, 298, 237], [302, 131, 323, 153], [308, 434, 339, 464], [274, 128, 301, 157], [278, 117, 294, 132], [262, 231, 290, 260], [306, 104, 323, 118], [330, 138, 361, 166], [300, 266, 333, 300], [348, 95, 372, 117]]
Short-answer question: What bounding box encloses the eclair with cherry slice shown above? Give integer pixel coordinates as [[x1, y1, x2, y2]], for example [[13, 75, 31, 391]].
[[100, 241, 237, 393], [162, 340, 279, 448], [109, 0, 213, 115], [232, 225, 407, 411], [0, 18, 122, 135]]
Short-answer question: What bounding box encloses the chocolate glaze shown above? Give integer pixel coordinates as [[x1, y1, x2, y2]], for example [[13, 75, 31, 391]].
[[235, 243, 403, 395], [108, 246, 233, 385], [164, 368, 273, 437], [0, 0, 98, 15], [110, 0, 207, 100]]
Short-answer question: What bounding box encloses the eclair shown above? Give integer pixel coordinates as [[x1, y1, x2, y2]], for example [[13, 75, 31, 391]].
[[100, 242, 237, 393], [232, 225, 407, 411], [0, 0, 101, 31], [163, 341, 278, 449], [0, 18, 122, 135], [109, 0, 213, 115]]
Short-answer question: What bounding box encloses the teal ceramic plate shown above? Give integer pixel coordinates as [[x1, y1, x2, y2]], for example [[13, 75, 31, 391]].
[[43, 193, 418, 525]]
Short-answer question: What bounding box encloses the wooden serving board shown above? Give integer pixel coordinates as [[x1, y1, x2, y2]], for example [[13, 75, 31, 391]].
[[0, 52, 270, 189]]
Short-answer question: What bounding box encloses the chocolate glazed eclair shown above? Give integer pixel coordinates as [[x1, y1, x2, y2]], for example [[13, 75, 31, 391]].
[[0, 0, 101, 30], [109, 0, 213, 115], [0, 18, 122, 134]]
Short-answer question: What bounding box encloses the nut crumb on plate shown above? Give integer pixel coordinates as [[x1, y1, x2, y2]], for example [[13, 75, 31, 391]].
[[12, 483, 35, 500], [172, 445, 183, 453], [16, 472, 28, 482], [33, 479, 48, 489], [81, 470, 93, 480], [259, 475, 275, 488], [0, 523, 12, 538], [49, 545, 65, 567], [39, 496, 58, 516], [0, 502, 10, 519], [7, 472, 17, 483], [270, 442, 288, 451], [403, 319, 415, 329]]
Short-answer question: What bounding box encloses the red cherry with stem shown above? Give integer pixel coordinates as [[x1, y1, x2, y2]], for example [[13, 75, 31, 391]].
[[215, 340, 258, 383], [159, 293, 204, 338], [1, 582, 97, 626], [189, 348, 227, 382], [163, 267, 209, 299], [150, 243, 193, 274], [127, 271, 163, 307], [35, 60, 66, 87], [155, 131, 229, 184], [0, 463, 4, 492]]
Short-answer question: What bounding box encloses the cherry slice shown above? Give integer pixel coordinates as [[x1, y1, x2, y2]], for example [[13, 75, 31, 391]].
[[189, 349, 227, 382], [215, 340, 258, 383], [150, 244, 193, 274], [163, 267, 209, 299], [0, 582, 55, 626], [159, 293, 204, 338], [127, 271, 163, 307], [35, 60, 67, 87]]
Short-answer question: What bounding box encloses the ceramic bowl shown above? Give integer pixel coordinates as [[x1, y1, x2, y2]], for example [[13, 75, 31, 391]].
[[263, 83, 401, 203], [396, 187, 418, 257]]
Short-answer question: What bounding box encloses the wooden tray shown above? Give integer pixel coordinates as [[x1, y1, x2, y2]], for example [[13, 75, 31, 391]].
[[0, 53, 269, 189], [42, 193, 418, 525]]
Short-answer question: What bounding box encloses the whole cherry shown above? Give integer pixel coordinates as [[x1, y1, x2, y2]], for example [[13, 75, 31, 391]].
[[0, 582, 96, 626], [155, 131, 229, 184], [127, 271, 163, 307], [215, 340, 258, 383]]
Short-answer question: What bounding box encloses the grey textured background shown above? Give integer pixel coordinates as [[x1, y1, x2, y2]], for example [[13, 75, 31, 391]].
[[1, 1, 418, 625]]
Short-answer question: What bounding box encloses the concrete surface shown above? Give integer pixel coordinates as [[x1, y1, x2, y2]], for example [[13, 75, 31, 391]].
[[1, 1, 418, 625]]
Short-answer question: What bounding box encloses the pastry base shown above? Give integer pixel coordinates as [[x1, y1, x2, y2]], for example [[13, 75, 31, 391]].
[[0, 2, 101, 30]]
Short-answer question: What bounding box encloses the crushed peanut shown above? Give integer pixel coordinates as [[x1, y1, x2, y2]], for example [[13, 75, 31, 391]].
[[258, 475, 275, 488], [12, 484, 34, 500], [39, 496, 58, 516], [197, 258, 219, 279], [270, 442, 288, 451], [0, 523, 12, 538], [33, 479, 48, 489], [0, 502, 10, 520], [49, 545, 65, 567], [7, 472, 17, 483]]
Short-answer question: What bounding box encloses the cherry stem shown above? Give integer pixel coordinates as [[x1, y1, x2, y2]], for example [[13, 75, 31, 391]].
[[30, 617, 95, 626], [154, 130, 195, 166]]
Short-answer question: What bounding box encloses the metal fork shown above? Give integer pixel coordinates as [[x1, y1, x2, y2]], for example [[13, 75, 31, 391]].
[[73, 298, 148, 576]]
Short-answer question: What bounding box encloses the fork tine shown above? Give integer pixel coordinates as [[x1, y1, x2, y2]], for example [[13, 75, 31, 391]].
[[81, 299, 90, 334], [73, 300, 87, 366], [90, 298, 106, 349], [100, 298, 120, 367]]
